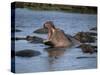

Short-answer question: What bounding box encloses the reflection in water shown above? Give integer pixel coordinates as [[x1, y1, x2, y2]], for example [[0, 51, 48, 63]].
[[44, 47, 67, 71]]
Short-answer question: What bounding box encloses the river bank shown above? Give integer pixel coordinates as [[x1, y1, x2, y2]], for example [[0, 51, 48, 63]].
[[11, 2, 97, 14]]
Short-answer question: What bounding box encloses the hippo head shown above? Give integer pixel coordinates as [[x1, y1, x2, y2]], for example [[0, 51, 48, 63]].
[[43, 21, 55, 29]]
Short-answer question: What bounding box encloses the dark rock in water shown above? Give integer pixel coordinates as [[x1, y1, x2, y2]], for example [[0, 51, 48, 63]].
[[90, 27, 97, 31], [77, 44, 97, 49], [86, 32, 97, 36], [33, 28, 48, 34], [11, 36, 44, 44], [11, 37, 26, 41], [26, 36, 44, 43], [15, 37, 26, 40], [15, 29, 22, 32], [16, 50, 41, 57], [11, 29, 22, 32], [76, 56, 96, 59], [74, 32, 96, 43], [78, 44, 97, 54]]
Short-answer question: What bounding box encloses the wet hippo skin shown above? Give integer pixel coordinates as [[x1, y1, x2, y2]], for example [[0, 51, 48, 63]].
[[43, 21, 72, 48]]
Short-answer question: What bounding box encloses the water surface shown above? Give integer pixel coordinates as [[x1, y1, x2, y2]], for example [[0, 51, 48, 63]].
[[14, 8, 97, 73]]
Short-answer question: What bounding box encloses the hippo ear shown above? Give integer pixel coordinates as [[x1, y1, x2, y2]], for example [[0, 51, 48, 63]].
[[43, 24, 45, 28], [43, 24, 46, 28], [43, 24, 47, 29]]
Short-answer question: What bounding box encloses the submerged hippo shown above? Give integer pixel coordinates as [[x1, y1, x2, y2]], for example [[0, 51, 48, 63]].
[[43, 21, 73, 48]]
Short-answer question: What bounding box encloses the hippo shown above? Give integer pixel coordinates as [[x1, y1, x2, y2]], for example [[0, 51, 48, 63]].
[[43, 21, 73, 48]]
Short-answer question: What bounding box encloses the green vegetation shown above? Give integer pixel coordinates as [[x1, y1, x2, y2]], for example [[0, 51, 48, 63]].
[[11, 2, 97, 14]]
